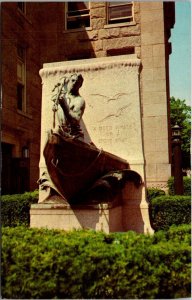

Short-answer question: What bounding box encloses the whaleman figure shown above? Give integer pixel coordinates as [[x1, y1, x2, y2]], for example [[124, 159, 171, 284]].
[[52, 73, 85, 140]]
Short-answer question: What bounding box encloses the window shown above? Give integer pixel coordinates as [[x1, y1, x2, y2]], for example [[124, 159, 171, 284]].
[[107, 47, 135, 56], [66, 2, 90, 30], [17, 2, 26, 14], [67, 50, 93, 61], [17, 46, 26, 112], [107, 2, 133, 25]]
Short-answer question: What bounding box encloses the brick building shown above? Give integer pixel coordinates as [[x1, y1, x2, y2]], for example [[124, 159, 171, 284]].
[[1, 2, 175, 194]]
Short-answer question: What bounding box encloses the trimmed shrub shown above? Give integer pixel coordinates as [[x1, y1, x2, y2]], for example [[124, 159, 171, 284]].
[[147, 187, 165, 202], [2, 225, 191, 299], [150, 195, 191, 231], [168, 176, 191, 195], [1, 190, 38, 227]]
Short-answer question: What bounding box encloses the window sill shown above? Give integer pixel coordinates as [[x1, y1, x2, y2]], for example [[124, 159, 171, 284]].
[[63, 27, 93, 34], [17, 109, 32, 119], [104, 21, 136, 29]]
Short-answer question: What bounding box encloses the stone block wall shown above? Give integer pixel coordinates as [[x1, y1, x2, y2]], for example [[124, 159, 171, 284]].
[[2, 3, 42, 191], [140, 2, 172, 188], [57, 2, 141, 60]]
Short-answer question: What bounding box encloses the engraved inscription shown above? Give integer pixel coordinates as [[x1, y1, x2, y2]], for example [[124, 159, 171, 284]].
[[92, 124, 133, 146]]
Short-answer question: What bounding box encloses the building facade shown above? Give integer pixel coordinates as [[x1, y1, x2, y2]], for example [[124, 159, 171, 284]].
[[1, 2, 175, 194]]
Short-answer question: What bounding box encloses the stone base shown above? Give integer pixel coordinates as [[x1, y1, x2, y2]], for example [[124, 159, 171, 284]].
[[30, 200, 153, 234], [30, 203, 123, 233]]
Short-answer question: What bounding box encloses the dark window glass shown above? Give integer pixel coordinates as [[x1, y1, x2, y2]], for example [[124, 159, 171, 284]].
[[107, 47, 135, 56], [108, 2, 133, 24], [109, 5, 132, 19], [68, 2, 89, 15], [17, 46, 25, 61], [1, 143, 13, 195], [67, 2, 90, 29], [67, 16, 90, 29]]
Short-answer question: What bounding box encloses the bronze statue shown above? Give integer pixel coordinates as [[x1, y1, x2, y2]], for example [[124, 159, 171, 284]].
[[51, 73, 85, 139]]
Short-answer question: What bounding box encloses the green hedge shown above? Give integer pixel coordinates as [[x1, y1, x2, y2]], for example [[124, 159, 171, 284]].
[[150, 195, 191, 231], [2, 225, 191, 299], [2, 190, 190, 232], [1, 191, 38, 227], [168, 176, 191, 195], [147, 187, 165, 202]]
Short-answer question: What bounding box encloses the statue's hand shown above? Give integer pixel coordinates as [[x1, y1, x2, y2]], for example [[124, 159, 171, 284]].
[[58, 96, 71, 121], [58, 96, 66, 107], [52, 103, 58, 112]]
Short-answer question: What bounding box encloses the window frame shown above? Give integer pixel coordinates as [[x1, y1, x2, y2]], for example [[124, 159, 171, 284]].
[[65, 2, 91, 30], [17, 46, 26, 113], [107, 2, 134, 25]]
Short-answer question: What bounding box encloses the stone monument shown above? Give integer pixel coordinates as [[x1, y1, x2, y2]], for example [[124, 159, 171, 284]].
[[30, 54, 153, 234]]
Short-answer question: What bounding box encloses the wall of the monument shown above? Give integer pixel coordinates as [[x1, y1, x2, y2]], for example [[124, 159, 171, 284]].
[[39, 55, 144, 172]]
